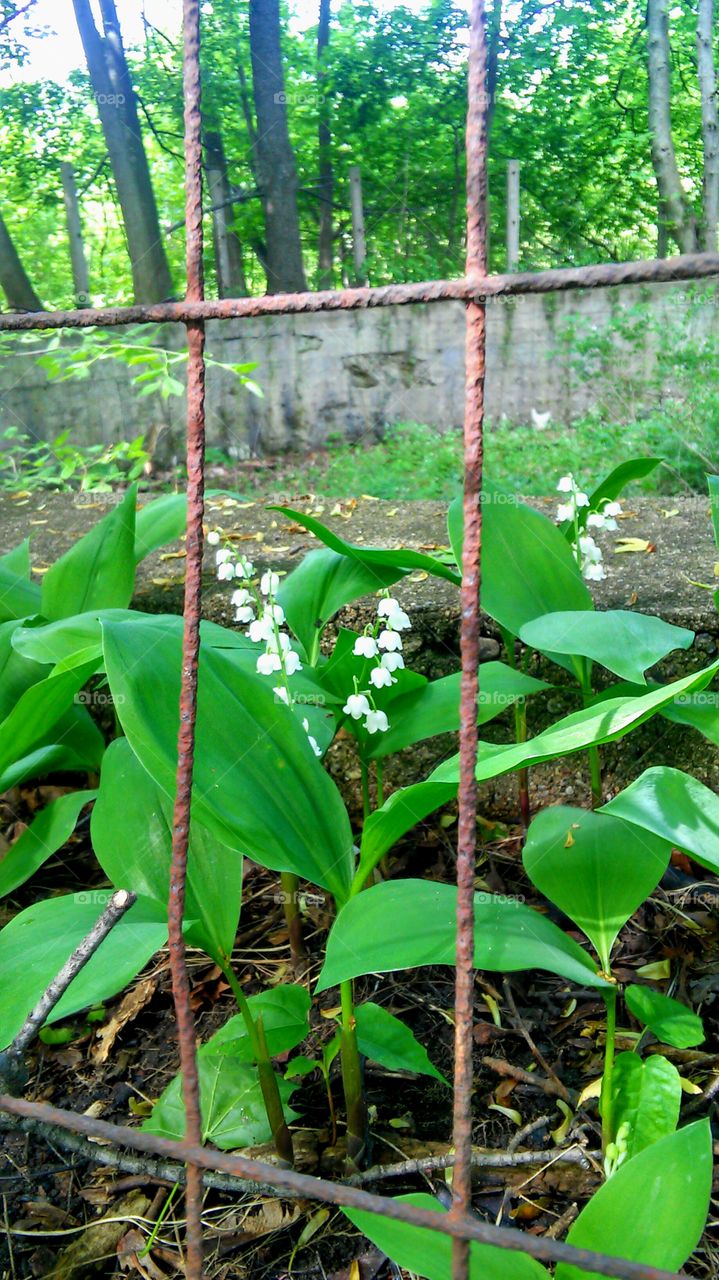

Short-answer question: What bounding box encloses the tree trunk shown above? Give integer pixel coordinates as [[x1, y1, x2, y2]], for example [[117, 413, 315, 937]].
[[698, 0, 719, 251], [205, 130, 247, 297], [60, 162, 91, 305], [646, 0, 698, 253], [0, 209, 43, 310], [317, 0, 333, 289], [248, 0, 307, 293], [72, 0, 174, 304]]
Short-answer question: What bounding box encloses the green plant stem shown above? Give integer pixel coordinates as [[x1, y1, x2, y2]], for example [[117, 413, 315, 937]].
[[280, 870, 307, 967], [222, 965, 295, 1167], [503, 627, 531, 827], [339, 978, 367, 1172], [375, 759, 384, 809], [601, 985, 618, 1154]]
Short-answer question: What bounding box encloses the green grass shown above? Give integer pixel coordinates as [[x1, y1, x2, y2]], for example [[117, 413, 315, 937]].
[[257, 419, 693, 503]]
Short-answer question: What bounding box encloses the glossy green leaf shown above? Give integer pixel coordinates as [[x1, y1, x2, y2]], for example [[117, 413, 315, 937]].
[[0, 659, 100, 778], [102, 616, 354, 902], [661, 690, 719, 745], [355, 1002, 448, 1083], [361, 661, 719, 876], [0, 892, 168, 1048], [587, 458, 663, 513], [278, 546, 402, 655], [318, 881, 609, 992], [0, 539, 41, 622], [344, 1193, 549, 1280], [134, 492, 187, 564], [555, 1120, 712, 1280], [0, 707, 105, 792], [0, 618, 49, 720], [601, 766, 719, 875], [519, 610, 693, 685], [0, 789, 96, 899], [365, 664, 549, 760], [523, 806, 670, 970], [143, 1055, 298, 1149], [448, 489, 592, 636], [41, 484, 138, 621], [91, 738, 242, 967], [625, 985, 704, 1049], [608, 1052, 681, 1158], [12, 609, 134, 667], [273, 505, 461, 584], [210, 986, 311, 1059]]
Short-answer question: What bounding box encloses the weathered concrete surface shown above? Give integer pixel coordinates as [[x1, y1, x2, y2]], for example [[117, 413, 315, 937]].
[[1, 490, 716, 821], [1, 278, 717, 452]]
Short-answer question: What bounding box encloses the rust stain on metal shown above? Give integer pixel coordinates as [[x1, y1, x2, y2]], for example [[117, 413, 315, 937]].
[[1, 253, 719, 331], [166, 3, 206, 1277], [0, 1095, 694, 1280], [450, 4, 487, 1279]]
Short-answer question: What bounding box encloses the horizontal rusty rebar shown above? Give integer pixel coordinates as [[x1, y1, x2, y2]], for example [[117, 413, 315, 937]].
[[0, 1094, 694, 1280], [0, 251, 717, 331]]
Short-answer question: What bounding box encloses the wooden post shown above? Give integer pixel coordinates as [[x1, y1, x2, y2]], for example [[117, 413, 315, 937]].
[[60, 162, 90, 305], [349, 165, 367, 284], [506, 160, 520, 271], [205, 131, 247, 298]]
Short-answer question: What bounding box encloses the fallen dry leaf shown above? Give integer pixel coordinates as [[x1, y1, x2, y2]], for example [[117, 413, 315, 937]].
[[614, 537, 656, 554], [92, 977, 158, 1064]]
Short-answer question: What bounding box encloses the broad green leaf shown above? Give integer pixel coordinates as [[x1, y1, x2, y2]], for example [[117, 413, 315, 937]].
[[555, 1120, 712, 1280], [0, 619, 49, 720], [601, 766, 719, 875], [0, 539, 41, 622], [41, 484, 138, 621], [522, 807, 670, 971], [0, 789, 96, 898], [625, 985, 704, 1049], [91, 738, 242, 967], [0, 706, 105, 792], [519, 610, 693, 685], [142, 1055, 298, 1149], [318, 881, 609, 992], [365, 664, 550, 761], [587, 458, 662, 513], [102, 616, 354, 902], [273, 505, 461, 584], [361, 661, 719, 876], [0, 659, 100, 778], [344, 1193, 549, 1280], [0, 891, 168, 1048], [210, 986, 311, 1059], [355, 1002, 448, 1083], [278, 546, 402, 655], [608, 1052, 681, 1158], [134, 492, 187, 564], [12, 608, 135, 666], [448, 489, 592, 636], [661, 690, 719, 745]]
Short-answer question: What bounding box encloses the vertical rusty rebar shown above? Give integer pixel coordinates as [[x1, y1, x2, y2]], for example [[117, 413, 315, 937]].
[[167, 2, 206, 1277], [450, 3, 487, 1277]]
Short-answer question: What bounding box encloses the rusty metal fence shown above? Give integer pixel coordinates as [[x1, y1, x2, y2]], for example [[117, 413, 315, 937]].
[[0, 3, 717, 1277]]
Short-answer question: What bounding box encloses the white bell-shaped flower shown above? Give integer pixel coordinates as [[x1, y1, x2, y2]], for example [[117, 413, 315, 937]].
[[343, 692, 371, 720], [370, 665, 395, 689], [381, 652, 405, 672], [261, 570, 280, 597], [354, 635, 379, 659], [364, 708, 389, 734], [378, 629, 402, 652]]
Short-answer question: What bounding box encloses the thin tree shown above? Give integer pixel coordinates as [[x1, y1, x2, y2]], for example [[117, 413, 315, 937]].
[[0, 208, 42, 310], [697, 0, 718, 251], [317, 0, 333, 289], [72, 0, 173, 303], [646, 0, 697, 252], [248, 0, 307, 292]]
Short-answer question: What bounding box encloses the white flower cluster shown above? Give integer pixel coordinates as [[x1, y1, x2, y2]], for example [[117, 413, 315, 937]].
[[343, 595, 411, 734], [555, 476, 621, 584], [209, 530, 320, 757]]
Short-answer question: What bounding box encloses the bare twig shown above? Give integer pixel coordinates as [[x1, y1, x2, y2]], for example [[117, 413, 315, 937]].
[[482, 1056, 574, 1102], [502, 978, 571, 1103], [0, 889, 136, 1093]]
